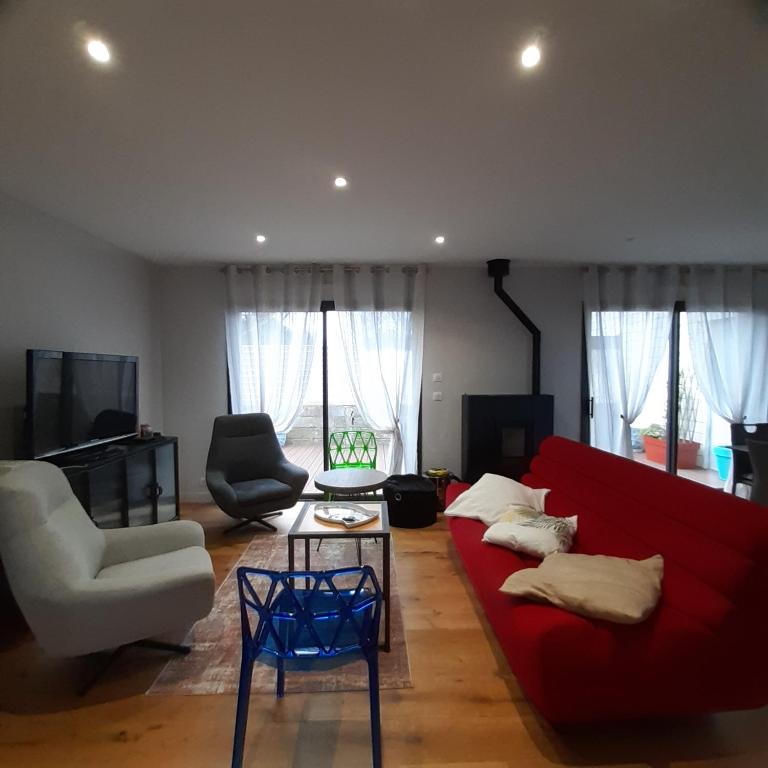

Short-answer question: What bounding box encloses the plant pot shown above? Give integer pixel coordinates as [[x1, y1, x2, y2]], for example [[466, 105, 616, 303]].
[[643, 435, 666, 465], [677, 440, 701, 469], [642, 436, 701, 469], [713, 446, 732, 481]]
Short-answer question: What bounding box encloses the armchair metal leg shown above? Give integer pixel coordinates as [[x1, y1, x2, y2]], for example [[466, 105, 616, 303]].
[[252, 515, 280, 532], [133, 639, 191, 655], [224, 512, 282, 535], [78, 646, 126, 697], [225, 519, 256, 534], [78, 639, 190, 696]]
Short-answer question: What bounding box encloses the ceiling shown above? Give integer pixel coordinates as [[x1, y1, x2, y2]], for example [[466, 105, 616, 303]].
[[0, 0, 766, 265]]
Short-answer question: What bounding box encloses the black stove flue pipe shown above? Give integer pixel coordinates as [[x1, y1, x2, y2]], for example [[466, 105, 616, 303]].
[[487, 259, 541, 395]]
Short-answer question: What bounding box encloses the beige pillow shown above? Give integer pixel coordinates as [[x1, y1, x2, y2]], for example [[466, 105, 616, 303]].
[[499, 553, 664, 624], [444, 473, 549, 526], [484, 515, 577, 558], [498, 504, 540, 523]]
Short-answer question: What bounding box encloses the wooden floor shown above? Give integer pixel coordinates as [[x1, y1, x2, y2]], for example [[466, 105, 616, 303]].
[[633, 453, 724, 490], [283, 443, 325, 493], [1, 504, 767, 767]]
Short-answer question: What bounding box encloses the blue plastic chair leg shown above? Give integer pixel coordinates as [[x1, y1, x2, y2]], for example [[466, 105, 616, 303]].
[[231, 656, 254, 768], [276, 657, 285, 698], [367, 653, 382, 768]]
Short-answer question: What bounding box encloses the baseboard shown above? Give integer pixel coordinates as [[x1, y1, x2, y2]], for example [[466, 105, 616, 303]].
[[180, 490, 213, 504]]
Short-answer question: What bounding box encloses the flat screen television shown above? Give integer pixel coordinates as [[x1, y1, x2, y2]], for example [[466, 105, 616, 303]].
[[26, 349, 138, 459]]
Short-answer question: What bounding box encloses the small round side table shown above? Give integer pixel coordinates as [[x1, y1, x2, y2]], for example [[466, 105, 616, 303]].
[[314, 468, 388, 496]]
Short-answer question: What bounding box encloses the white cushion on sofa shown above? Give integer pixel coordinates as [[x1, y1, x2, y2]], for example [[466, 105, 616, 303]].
[[444, 473, 549, 526], [483, 514, 577, 558], [499, 553, 664, 624]]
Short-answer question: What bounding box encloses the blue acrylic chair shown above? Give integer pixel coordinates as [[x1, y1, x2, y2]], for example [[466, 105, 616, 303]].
[[232, 565, 383, 768]]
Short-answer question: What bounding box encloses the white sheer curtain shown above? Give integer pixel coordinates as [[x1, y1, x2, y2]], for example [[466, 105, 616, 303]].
[[584, 266, 679, 458], [225, 265, 321, 432], [332, 265, 426, 474], [687, 266, 768, 425]]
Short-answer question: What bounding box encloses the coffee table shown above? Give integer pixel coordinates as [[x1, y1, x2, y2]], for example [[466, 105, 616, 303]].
[[314, 468, 388, 495], [287, 500, 391, 651]]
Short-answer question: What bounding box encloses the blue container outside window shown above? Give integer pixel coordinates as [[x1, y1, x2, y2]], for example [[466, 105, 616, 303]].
[[713, 446, 732, 482]]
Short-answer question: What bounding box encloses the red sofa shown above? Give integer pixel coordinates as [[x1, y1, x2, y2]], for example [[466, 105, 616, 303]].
[[447, 436, 768, 723]]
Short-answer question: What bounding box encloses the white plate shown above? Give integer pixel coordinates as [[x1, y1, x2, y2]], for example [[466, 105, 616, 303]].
[[313, 503, 380, 528]]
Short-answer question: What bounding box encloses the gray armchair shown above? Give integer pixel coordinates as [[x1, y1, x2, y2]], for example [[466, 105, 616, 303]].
[[0, 460, 215, 692], [206, 414, 308, 532]]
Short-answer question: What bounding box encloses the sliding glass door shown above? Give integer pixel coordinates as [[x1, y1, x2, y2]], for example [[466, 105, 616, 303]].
[[675, 312, 731, 488], [239, 305, 404, 497], [327, 311, 395, 476], [586, 305, 731, 489]]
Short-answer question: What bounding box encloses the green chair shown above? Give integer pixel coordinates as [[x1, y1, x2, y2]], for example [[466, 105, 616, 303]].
[[329, 430, 377, 470], [324, 430, 378, 564]]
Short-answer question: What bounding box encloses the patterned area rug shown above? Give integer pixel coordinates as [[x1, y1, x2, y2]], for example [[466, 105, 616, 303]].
[[147, 532, 412, 695]]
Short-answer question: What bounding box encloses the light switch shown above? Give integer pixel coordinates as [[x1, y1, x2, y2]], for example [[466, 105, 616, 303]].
[[432, 372, 443, 383], [432, 391, 443, 401]]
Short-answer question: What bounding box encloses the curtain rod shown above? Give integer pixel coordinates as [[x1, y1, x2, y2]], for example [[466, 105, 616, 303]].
[[580, 265, 768, 272], [218, 264, 423, 275]]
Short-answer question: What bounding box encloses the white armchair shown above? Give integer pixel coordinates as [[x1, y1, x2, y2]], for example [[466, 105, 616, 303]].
[[0, 461, 214, 660]]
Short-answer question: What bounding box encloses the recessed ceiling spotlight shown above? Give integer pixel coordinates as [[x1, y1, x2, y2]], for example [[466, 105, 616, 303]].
[[434, 235, 446, 245], [86, 39, 111, 64], [520, 43, 541, 69], [255, 234, 267, 244], [334, 176, 348, 189]]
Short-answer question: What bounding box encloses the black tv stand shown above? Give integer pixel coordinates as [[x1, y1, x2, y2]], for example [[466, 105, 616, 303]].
[[60, 444, 123, 466], [42, 436, 179, 528]]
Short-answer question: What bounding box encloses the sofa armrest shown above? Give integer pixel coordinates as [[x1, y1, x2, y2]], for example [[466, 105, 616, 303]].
[[445, 481, 471, 508], [101, 520, 205, 567]]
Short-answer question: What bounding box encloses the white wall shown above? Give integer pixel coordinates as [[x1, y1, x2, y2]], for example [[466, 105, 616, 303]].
[[421, 265, 583, 474], [0, 192, 582, 494], [0, 193, 161, 459], [156, 267, 228, 501], [155, 263, 583, 499]]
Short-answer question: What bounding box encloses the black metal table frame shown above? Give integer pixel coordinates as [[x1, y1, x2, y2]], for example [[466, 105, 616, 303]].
[[287, 501, 391, 651]]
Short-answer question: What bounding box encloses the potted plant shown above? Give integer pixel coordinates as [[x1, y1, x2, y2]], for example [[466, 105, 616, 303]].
[[641, 423, 667, 465], [641, 372, 701, 469]]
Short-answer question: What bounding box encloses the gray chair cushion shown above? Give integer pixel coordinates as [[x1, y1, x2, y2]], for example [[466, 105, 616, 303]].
[[232, 478, 293, 506]]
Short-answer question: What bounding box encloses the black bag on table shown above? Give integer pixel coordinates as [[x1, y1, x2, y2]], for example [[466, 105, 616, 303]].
[[382, 474, 438, 528]]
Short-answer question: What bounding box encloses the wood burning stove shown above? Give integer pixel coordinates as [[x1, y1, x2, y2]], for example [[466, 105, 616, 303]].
[[462, 394, 554, 483], [460, 260, 555, 482]]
